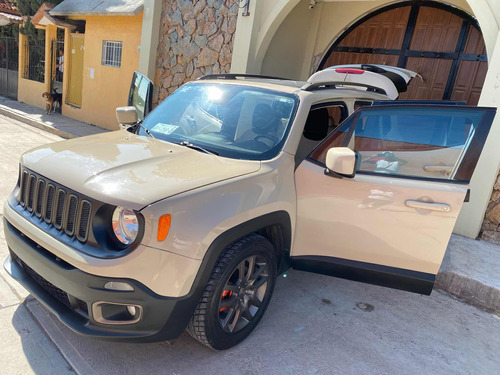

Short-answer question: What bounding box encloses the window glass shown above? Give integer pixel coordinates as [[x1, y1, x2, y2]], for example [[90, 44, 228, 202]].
[[102, 41, 122, 68], [352, 108, 482, 179], [129, 72, 151, 121], [326, 104, 348, 129], [309, 119, 352, 164], [140, 83, 298, 161]]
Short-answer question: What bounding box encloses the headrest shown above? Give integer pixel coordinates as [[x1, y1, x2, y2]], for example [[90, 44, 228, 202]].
[[303, 108, 329, 141], [252, 104, 280, 134]]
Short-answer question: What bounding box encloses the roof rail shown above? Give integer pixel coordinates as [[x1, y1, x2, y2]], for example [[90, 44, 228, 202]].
[[198, 73, 290, 81]]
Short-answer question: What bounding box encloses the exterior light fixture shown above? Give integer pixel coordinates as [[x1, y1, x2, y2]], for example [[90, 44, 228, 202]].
[[237, 0, 250, 16]]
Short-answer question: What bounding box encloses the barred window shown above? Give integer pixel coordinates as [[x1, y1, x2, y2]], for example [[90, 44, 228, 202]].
[[23, 40, 45, 83], [102, 41, 122, 67]]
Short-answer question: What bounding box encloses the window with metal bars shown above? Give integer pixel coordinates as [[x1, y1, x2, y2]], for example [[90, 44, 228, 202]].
[[102, 40, 122, 68], [23, 40, 45, 83]]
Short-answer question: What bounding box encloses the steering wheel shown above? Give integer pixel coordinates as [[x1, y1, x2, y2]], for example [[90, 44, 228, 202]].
[[254, 134, 279, 146]]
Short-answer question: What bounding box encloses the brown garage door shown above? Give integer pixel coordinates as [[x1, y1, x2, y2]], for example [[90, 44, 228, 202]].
[[321, 1, 487, 105]]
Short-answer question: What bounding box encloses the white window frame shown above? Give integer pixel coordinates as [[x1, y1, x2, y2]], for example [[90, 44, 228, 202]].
[[102, 41, 122, 68]]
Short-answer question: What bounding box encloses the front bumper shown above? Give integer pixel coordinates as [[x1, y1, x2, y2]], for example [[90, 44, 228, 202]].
[[3, 218, 200, 342]]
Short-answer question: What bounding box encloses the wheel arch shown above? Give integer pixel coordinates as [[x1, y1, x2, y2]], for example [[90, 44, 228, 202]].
[[192, 210, 292, 300], [166, 211, 292, 336], [200, 211, 293, 280]]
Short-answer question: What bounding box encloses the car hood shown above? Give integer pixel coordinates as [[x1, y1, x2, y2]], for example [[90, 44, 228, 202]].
[[21, 130, 261, 210]]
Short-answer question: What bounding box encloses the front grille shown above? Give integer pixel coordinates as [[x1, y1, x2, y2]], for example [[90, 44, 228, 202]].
[[18, 167, 92, 243], [18, 258, 88, 316]]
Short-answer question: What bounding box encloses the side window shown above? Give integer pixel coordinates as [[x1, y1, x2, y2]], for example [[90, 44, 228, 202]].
[[297, 102, 348, 166], [309, 119, 353, 164], [351, 108, 482, 180], [303, 102, 348, 141]]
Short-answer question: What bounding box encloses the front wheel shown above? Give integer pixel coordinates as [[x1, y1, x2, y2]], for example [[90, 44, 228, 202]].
[[187, 234, 277, 350]]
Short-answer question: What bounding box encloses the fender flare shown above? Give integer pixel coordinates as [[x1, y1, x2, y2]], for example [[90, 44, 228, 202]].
[[168, 211, 292, 335]]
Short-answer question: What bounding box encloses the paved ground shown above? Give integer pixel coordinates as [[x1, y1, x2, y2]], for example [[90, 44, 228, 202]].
[[0, 113, 500, 374], [0, 115, 74, 374], [0, 96, 106, 139], [27, 272, 500, 375]]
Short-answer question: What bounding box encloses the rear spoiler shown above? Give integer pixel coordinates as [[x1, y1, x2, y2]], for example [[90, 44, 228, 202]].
[[326, 64, 421, 94], [304, 68, 400, 99]]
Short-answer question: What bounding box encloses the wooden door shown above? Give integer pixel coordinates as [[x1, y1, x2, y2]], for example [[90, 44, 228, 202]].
[[67, 33, 84, 108], [321, 1, 487, 105]]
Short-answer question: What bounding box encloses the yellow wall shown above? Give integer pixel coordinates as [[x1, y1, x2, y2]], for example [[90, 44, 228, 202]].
[[62, 13, 143, 130], [17, 78, 47, 109], [17, 31, 47, 109]]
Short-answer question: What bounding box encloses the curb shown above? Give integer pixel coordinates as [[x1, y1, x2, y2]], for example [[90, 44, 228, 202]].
[[435, 271, 500, 313], [25, 299, 95, 375], [0, 105, 75, 139]]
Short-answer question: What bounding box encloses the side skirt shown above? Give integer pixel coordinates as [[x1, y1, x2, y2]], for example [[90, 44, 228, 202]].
[[291, 256, 435, 295]]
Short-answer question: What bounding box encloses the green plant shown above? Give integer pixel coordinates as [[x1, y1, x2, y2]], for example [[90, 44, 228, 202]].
[[17, 0, 63, 41]]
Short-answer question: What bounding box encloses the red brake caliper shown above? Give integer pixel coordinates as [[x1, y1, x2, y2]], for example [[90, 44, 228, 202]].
[[220, 289, 233, 312]]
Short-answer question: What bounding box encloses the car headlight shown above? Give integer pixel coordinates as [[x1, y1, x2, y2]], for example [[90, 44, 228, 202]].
[[112, 207, 139, 245]]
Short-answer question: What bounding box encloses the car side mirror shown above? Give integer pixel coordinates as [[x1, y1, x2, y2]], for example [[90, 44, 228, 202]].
[[325, 147, 358, 178], [116, 106, 138, 130]]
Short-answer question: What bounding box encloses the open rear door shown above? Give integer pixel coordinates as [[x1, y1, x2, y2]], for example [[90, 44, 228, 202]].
[[292, 104, 495, 294], [128, 71, 153, 121]]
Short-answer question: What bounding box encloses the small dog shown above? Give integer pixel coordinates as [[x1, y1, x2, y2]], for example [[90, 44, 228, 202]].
[[42, 89, 62, 115]]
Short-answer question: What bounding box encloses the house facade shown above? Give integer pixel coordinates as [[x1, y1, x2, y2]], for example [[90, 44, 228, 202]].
[[17, 0, 146, 130]]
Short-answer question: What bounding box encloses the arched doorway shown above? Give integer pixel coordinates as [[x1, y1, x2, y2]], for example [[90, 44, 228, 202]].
[[320, 1, 487, 105]]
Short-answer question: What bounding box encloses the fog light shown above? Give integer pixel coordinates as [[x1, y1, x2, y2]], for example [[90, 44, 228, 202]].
[[104, 282, 134, 291], [92, 302, 143, 325], [127, 305, 136, 316]]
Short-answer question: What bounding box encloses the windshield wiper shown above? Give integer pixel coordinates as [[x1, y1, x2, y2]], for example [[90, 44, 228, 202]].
[[134, 120, 155, 138], [179, 141, 219, 156]]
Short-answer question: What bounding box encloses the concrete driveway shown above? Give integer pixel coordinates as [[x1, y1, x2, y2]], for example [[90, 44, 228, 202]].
[[0, 114, 500, 375]]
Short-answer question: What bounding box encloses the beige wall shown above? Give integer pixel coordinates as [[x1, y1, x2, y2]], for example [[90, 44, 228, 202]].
[[261, 0, 474, 80]]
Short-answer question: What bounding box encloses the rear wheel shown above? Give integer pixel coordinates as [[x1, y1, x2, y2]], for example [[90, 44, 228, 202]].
[[187, 234, 277, 350]]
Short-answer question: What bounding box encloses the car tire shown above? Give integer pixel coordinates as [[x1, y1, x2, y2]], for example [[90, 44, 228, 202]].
[[187, 234, 277, 350]]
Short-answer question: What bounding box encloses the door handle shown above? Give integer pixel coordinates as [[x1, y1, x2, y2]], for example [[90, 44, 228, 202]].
[[405, 200, 451, 212]]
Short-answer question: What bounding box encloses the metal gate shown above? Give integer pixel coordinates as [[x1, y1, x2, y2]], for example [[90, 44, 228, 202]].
[[50, 40, 64, 97], [0, 37, 19, 99]]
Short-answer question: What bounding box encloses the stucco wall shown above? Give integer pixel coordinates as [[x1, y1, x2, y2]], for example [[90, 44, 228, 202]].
[[62, 13, 143, 130], [153, 0, 238, 105], [261, 0, 474, 80], [17, 31, 47, 110], [17, 78, 47, 109]]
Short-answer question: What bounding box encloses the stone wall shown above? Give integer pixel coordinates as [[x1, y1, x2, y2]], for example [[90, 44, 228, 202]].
[[480, 173, 500, 244], [153, 0, 238, 105]]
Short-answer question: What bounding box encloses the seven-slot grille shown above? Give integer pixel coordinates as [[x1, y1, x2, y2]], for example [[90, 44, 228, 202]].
[[18, 167, 92, 242]]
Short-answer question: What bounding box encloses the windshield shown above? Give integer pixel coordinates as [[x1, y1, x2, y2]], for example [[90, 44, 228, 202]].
[[139, 83, 298, 160]]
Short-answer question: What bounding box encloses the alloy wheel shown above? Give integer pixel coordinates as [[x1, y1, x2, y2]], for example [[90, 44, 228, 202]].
[[218, 255, 269, 333]]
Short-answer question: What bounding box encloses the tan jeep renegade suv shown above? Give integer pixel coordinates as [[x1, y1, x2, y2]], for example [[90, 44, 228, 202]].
[[3, 66, 495, 349]]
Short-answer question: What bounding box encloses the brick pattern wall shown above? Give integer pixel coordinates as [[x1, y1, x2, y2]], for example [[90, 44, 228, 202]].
[[480, 174, 500, 244], [153, 0, 239, 105]]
